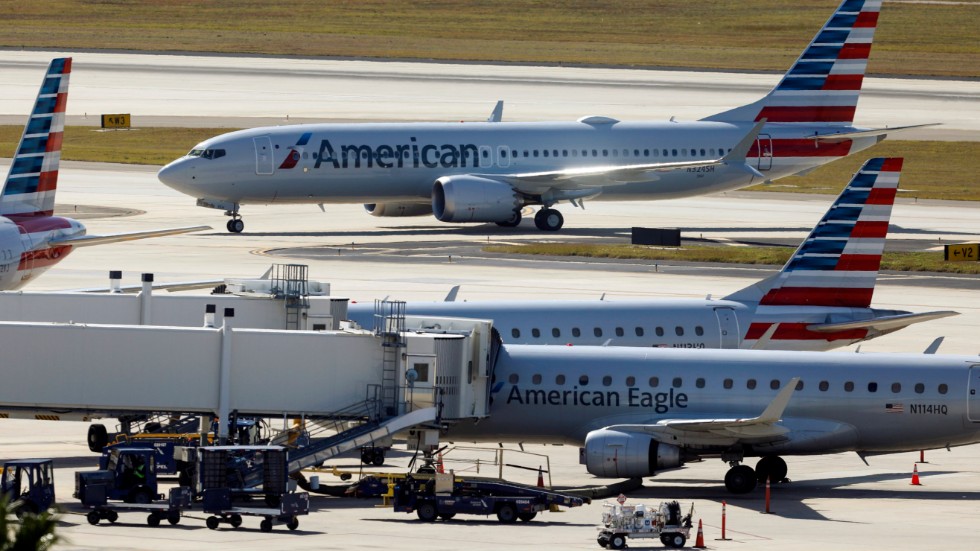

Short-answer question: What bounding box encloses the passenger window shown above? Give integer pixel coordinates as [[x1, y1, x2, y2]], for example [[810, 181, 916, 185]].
[[844, 381, 854, 392], [602, 149, 609, 156], [914, 383, 924, 394], [695, 326, 704, 336], [602, 376, 612, 387], [531, 328, 541, 338], [643, 149, 649, 156], [572, 327, 581, 338], [671, 149, 678, 157], [592, 149, 598, 156], [649, 377, 659, 388], [594, 327, 603, 337], [543, 150, 549, 157], [508, 373, 519, 384], [656, 327, 664, 337], [511, 328, 520, 339], [533, 150, 539, 157], [615, 327, 624, 337], [552, 150, 558, 157], [675, 326, 684, 337], [891, 383, 901, 393], [532, 374, 542, 385], [612, 150, 618, 157], [795, 380, 804, 391], [770, 380, 780, 390], [723, 379, 733, 389], [626, 376, 636, 387], [556, 374, 565, 385], [819, 381, 829, 391], [579, 375, 589, 386], [672, 377, 682, 388], [939, 384, 948, 395], [635, 327, 644, 337], [868, 382, 878, 393], [552, 328, 560, 338], [696, 378, 705, 389], [662, 149, 668, 156], [747, 379, 757, 390], [700, 149, 706, 156]]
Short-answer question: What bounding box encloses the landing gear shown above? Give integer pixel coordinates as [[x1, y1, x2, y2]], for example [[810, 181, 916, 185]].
[[755, 456, 788, 483], [534, 208, 563, 231], [496, 211, 522, 227], [724, 464, 758, 494], [225, 218, 244, 233]]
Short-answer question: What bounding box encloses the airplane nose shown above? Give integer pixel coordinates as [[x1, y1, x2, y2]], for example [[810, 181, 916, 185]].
[[157, 160, 190, 190]]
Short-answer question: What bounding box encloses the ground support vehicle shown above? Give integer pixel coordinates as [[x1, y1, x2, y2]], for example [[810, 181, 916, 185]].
[[202, 487, 308, 532], [392, 472, 587, 523], [74, 448, 163, 504], [596, 500, 693, 549], [1, 459, 55, 517], [80, 486, 192, 527]]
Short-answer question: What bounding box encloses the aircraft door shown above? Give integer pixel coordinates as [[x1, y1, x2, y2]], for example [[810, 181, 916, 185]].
[[756, 134, 773, 171], [968, 365, 980, 422], [497, 145, 511, 168], [714, 307, 740, 349], [253, 136, 274, 175], [478, 145, 493, 168]]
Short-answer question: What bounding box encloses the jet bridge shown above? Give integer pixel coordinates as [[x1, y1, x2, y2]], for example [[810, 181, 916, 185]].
[[0, 310, 496, 462]]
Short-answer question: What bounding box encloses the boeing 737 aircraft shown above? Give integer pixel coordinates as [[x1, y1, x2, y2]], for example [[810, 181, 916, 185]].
[[348, 158, 955, 351], [0, 58, 207, 290], [158, 0, 926, 233], [446, 344, 980, 494]]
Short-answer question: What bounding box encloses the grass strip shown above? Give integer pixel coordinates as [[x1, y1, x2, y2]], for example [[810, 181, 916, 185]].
[[483, 244, 980, 275]]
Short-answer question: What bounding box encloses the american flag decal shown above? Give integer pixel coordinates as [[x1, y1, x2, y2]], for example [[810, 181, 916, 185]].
[[885, 403, 904, 413]]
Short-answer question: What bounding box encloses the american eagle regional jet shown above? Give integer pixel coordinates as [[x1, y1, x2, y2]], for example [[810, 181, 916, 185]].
[[0, 58, 207, 290], [158, 0, 928, 233], [348, 157, 956, 352]]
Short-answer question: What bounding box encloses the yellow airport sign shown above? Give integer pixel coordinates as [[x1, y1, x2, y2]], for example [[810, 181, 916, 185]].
[[101, 113, 131, 129], [944, 243, 979, 262]]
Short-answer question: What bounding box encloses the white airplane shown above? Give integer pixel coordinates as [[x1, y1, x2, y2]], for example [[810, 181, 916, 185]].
[[348, 158, 956, 351], [0, 58, 208, 290], [445, 343, 980, 494], [158, 0, 929, 233]]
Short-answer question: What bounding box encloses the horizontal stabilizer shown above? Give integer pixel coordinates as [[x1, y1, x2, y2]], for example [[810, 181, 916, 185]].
[[806, 310, 958, 333], [49, 225, 210, 248]]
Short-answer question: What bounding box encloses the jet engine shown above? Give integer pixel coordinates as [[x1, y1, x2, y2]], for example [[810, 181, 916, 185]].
[[432, 175, 521, 223], [364, 202, 433, 217], [583, 428, 683, 478]]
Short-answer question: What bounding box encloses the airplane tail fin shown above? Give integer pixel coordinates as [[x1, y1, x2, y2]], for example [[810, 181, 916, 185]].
[[725, 157, 901, 308], [1, 57, 71, 218], [703, 0, 880, 125]]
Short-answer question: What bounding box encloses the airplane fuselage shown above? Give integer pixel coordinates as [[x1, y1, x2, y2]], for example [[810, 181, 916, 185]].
[[446, 345, 980, 457], [0, 215, 80, 290]]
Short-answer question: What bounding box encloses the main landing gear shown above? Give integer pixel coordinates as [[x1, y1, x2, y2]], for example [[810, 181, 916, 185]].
[[533, 208, 563, 231], [723, 456, 788, 494]]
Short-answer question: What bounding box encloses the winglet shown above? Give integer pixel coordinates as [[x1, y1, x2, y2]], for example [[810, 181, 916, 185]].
[[923, 336, 944, 355], [444, 285, 460, 302], [746, 323, 779, 350], [758, 377, 800, 424], [487, 100, 504, 123], [721, 120, 766, 164]]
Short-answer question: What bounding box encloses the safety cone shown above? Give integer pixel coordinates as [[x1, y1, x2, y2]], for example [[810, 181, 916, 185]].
[[694, 519, 707, 548], [536, 466, 544, 488], [436, 453, 445, 474], [910, 464, 921, 486]]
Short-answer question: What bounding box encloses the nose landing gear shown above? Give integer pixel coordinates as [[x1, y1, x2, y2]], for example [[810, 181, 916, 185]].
[[224, 207, 244, 234]]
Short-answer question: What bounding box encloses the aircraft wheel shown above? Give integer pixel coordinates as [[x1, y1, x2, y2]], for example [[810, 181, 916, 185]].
[[608, 533, 627, 550], [416, 501, 438, 522], [756, 455, 788, 483], [496, 503, 517, 523], [206, 516, 219, 530], [666, 532, 687, 548], [496, 211, 522, 227], [533, 208, 563, 231], [725, 464, 758, 494], [87, 511, 101, 525], [227, 219, 244, 233], [147, 513, 161, 527], [286, 517, 299, 531], [260, 518, 273, 532]]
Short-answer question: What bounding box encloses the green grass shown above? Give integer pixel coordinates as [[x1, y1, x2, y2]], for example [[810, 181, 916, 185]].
[[484, 244, 980, 274], [0, 1, 978, 77], [1, 127, 976, 202]]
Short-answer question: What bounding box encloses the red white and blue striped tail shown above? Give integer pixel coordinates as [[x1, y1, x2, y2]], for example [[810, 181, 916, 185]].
[[1, 57, 71, 218], [704, 0, 879, 125], [735, 157, 901, 308]]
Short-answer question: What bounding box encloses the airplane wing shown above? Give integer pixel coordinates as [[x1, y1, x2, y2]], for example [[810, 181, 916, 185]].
[[48, 225, 211, 248], [607, 377, 799, 447], [806, 310, 959, 334], [488, 121, 766, 193], [811, 123, 940, 142]]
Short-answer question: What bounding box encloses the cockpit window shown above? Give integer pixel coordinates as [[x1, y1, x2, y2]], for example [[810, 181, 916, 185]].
[[188, 148, 226, 160]]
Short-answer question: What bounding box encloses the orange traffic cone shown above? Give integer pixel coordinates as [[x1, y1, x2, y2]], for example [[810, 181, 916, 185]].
[[910, 464, 921, 486], [536, 466, 544, 488], [436, 453, 444, 474], [694, 518, 706, 548]]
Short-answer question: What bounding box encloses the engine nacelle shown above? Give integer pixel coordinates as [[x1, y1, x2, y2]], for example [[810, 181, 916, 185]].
[[364, 202, 433, 218], [584, 429, 683, 478], [432, 175, 520, 223]]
